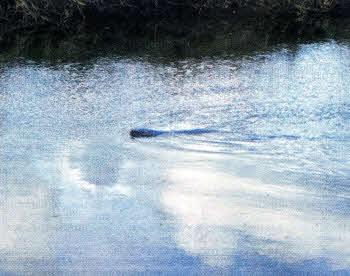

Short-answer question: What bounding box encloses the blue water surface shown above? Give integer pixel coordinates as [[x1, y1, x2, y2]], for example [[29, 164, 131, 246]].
[[1, 39, 350, 275]]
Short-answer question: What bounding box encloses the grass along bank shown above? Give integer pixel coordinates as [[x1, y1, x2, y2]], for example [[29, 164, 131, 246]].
[[0, 0, 348, 49]]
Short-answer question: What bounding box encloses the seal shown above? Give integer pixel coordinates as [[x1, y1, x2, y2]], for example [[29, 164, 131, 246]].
[[130, 128, 216, 138]]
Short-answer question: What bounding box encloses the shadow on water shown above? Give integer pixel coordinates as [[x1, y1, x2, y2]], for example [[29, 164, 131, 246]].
[[1, 17, 350, 63]]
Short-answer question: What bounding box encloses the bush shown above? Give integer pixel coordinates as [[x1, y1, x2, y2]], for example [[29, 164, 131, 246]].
[[0, 0, 342, 32]]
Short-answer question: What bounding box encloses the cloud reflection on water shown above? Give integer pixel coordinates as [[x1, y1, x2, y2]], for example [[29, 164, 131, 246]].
[[162, 166, 350, 269]]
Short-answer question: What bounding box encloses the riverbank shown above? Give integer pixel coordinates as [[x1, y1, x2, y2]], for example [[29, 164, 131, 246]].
[[0, 0, 349, 53]]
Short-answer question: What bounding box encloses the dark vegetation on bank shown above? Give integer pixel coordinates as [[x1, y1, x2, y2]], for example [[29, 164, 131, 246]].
[[0, 0, 349, 50]]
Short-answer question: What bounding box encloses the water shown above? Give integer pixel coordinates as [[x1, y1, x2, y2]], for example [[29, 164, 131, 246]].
[[1, 36, 350, 275]]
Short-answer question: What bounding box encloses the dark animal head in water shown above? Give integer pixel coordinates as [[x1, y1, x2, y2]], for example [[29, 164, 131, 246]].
[[130, 128, 165, 138], [130, 128, 218, 138]]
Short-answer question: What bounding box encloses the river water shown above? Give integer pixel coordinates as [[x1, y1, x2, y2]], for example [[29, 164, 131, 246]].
[[1, 32, 350, 275]]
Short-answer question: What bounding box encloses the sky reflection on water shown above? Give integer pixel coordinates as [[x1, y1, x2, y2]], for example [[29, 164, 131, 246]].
[[1, 39, 350, 275]]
